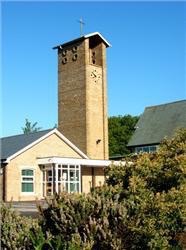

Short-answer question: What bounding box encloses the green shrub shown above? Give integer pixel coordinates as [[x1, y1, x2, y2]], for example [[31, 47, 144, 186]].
[[38, 192, 126, 249], [105, 128, 186, 249], [0, 202, 39, 249]]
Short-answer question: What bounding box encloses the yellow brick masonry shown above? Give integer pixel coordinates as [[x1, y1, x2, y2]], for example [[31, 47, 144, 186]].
[[5, 133, 105, 201], [85, 41, 108, 160], [58, 40, 87, 154], [5, 133, 82, 201], [81, 167, 105, 193], [58, 36, 108, 160]]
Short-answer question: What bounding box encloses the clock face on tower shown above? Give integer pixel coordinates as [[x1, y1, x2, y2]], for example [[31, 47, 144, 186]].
[[90, 69, 101, 83]]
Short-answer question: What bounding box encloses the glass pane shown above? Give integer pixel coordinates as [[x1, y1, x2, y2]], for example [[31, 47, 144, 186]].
[[48, 170, 52, 176], [77, 183, 79, 192], [46, 170, 52, 181], [58, 183, 61, 193], [22, 169, 33, 176], [46, 182, 52, 196], [143, 147, 149, 153], [58, 169, 61, 181], [62, 165, 68, 169], [62, 170, 68, 181], [65, 182, 68, 192], [70, 183, 76, 192], [23, 177, 33, 181], [70, 170, 75, 181], [150, 146, 156, 152], [136, 147, 142, 153], [22, 183, 33, 192], [76, 170, 79, 181], [70, 165, 75, 169], [22, 170, 26, 175]]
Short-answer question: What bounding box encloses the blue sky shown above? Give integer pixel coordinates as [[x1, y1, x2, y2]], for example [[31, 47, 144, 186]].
[[1, 1, 186, 137]]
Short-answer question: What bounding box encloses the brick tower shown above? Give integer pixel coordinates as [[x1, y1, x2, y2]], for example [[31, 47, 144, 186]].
[[53, 32, 110, 160]]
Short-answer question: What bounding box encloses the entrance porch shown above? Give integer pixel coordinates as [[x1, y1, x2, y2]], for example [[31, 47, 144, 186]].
[[37, 157, 110, 197]]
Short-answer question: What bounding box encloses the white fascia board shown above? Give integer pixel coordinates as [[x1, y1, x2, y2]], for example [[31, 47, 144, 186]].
[[84, 32, 111, 47], [6, 129, 88, 163], [37, 157, 111, 167], [5, 129, 57, 163]]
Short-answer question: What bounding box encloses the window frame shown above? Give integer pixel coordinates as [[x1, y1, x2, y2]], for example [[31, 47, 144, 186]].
[[21, 168, 35, 195], [57, 164, 81, 193], [135, 145, 158, 154]]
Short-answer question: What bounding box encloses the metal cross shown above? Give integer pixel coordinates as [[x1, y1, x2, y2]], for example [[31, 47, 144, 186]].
[[78, 17, 85, 37]]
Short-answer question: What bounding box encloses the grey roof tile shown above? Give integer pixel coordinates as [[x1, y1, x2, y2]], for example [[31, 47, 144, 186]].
[[128, 100, 186, 147], [0, 129, 53, 160]]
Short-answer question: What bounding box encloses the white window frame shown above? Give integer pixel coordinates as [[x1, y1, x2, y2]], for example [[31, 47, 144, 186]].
[[21, 168, 35, 195], [135, 145, 158, 154], [57, 164, 81, 193]]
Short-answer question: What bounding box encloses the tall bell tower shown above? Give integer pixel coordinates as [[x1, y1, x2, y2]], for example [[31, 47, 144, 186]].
[[53, 32, 110, 160]]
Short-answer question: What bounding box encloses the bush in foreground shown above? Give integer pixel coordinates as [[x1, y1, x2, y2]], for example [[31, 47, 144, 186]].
[[0, 203, 39, 249]]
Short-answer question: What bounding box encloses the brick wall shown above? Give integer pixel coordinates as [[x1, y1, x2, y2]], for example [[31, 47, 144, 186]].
[[4, 133, 106, 201], [58, 36, 109, 160], [5, 133, 82, 201]]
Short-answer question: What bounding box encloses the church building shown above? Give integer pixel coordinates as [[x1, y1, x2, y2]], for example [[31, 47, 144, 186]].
[[128, 100, 186, 153], [0, 32, 111, 201]]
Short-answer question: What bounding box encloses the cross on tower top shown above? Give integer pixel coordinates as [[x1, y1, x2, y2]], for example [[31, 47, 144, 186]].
[[78, 17, 85, 37]]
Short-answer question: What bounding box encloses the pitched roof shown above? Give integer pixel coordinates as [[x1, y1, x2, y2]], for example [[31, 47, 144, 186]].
[[0, 129, 52, 161], [53, 32, 111, 49], [128, 100, 186, 147], [0, 128, 89, 162]]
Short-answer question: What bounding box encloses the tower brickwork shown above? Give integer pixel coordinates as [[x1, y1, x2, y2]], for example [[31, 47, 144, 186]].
[[54, 33, 110, 160]]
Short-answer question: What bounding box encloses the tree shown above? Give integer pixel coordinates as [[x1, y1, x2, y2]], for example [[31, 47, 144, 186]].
[[108, 115, 139, 157], [22, 119, 42, 134]]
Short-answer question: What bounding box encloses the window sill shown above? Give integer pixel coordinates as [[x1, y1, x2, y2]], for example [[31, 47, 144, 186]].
[[21, 192, 35, 196]]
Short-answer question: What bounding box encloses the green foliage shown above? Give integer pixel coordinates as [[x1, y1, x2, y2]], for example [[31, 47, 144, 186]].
[[22, 118, 42, 134], [108, 115, 139, 157], [105, 128, 186, 249], [0, 202, 39, 249], [38, 192, 126, 249], [29, 226, 54, 250]]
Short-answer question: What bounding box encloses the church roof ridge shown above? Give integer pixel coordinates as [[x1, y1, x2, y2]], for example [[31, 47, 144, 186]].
[[53, 32, 111, 49], [145, 99, 186, 110]]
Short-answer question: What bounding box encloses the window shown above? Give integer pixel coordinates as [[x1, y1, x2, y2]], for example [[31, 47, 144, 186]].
[[135, 145, 158, 154], [41, 164, 81, 196], [58, 164, 80, 193], [21, 169, 34, 193]]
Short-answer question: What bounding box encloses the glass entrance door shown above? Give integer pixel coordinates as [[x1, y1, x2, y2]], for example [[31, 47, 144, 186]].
[[42, 166, 54, 197]]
